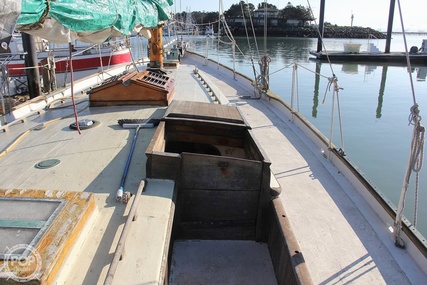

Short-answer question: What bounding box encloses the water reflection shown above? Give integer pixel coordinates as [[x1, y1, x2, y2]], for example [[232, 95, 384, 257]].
[[377, 66, 387, 119], [184, 35, 427, 238], [417, 67, 427, 81], [312, 62, 321, 118], [341, 64, 358, 74], [310, 62, 427, 119], [312, 62, 388, 119], [214, 37, 314, 63]]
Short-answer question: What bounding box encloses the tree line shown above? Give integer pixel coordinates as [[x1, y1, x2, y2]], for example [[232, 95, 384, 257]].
[[174, 1, 315, 26]]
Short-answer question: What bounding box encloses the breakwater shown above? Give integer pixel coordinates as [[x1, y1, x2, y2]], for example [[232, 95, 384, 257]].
[[230, 26, 386, 39]]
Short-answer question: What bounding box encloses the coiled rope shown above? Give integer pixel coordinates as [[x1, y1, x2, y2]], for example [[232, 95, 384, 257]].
[[408, 105, 425, 227]]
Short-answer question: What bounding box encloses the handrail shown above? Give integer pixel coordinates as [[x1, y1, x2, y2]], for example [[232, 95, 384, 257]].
[[104, 179, 146, 285]]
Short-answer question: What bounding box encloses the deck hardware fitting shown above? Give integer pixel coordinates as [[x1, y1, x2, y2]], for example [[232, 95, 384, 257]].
[[34, 159, 60, 169]]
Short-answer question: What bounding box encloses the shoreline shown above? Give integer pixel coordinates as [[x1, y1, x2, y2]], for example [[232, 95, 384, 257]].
[[228, 26, 387, 39]]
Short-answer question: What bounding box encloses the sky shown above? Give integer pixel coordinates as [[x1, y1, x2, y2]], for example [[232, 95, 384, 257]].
[[174, 0, 426, 32]]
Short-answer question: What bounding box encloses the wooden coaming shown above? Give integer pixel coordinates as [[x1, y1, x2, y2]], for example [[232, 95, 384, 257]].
[[268, 198, 314, 285], [0, 189, 96, 284]]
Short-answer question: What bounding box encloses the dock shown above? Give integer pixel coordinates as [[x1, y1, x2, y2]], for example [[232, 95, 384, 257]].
[[309, 50, 427, 65]]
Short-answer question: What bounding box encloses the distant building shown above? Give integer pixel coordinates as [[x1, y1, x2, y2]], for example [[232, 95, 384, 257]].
[[285, 19, 305, 27], [252, 8, 279, 27], [225, 7, 309, 29], [231, 17, 246, 27]]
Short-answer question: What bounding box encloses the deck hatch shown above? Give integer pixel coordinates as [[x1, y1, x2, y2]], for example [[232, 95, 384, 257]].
[[0, 197, 66, 260], [138, 72, 169, 87], [164, 101, 247, 126], [89, 70, 175, 106]]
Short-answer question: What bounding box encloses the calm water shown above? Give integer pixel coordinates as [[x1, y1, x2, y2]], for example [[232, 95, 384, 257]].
[[134, 34, 427, 237]]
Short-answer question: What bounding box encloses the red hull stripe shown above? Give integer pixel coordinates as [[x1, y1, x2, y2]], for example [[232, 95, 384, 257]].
[[6, 52, 131, 76]]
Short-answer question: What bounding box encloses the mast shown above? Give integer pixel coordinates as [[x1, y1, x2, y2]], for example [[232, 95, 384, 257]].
[[385, 0, 396, 53], [148, 25, 164, 70]]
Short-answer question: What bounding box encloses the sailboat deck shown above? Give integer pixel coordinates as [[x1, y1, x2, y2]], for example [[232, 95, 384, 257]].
[[0, 53, 426, 284]]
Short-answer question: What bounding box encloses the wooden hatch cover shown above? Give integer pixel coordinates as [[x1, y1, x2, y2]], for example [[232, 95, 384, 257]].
[[164, 101, 249, 128], [89, 70, 175, 106]]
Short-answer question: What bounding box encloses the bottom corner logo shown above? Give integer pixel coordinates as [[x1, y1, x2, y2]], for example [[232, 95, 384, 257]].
[[1, 244, 42, 282]]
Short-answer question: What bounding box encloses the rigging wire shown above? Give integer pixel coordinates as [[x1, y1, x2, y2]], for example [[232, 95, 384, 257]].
[[306, 0, 335, 76], [205, 0, 346, 133], [306, 0, 345, 154], [393, 0, 425, 247], [240, 1, 258, 81], [246, 0, 261, 61], [210, 0, 264, 86], [68, 42, 81, 135], [217, 0, 222, 68], [97, 44, 104, 75]]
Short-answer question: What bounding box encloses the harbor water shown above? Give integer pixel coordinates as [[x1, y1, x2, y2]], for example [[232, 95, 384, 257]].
[[132, 33, 427, 238]]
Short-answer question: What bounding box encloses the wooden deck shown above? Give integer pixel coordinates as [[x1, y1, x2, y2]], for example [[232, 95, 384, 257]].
[[0, 52, 426, 284]]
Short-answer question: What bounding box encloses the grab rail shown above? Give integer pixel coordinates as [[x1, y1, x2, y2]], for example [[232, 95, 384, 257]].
[[104, 179, 145, 285]]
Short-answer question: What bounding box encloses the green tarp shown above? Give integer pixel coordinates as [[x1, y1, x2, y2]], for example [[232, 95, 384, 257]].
[[17, 0, 173, 34], [11, 0, 173, 43]]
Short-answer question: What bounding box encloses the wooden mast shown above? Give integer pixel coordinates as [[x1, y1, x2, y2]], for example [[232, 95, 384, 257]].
[[149, 25, 163, 70]]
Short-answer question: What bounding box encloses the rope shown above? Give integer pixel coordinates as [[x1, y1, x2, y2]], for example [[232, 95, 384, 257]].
[[68, 43, 81, 134], [393, 0, 425, 247], [268, 62, 295, 76], [306, 0, 335, 75], [0, 98, 89, 158], [396, 0, 417, 105], [129, 37, 140, 71], [321, 75, 345, 154], [291, 63, 299, 112], [408, 105, 425, 227], [240, 2, 257, 81], [304, 0, 346, 155], [217, 1, 223, 68], [98, 44, 104, 74], [336, 83, 345, 155], [296, 63, 330, 79], [395, 105, 425, 246], [257, 54, 271, 91], [214, 3, 260, 79]]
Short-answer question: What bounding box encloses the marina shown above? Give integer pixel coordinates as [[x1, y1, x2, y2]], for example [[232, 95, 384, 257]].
[[184, 34, 427, 239], [308, 38, 427, 64], [1, 1, 427, 284], [309, 49, 427, 65], [0, 35, 132, 96]]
